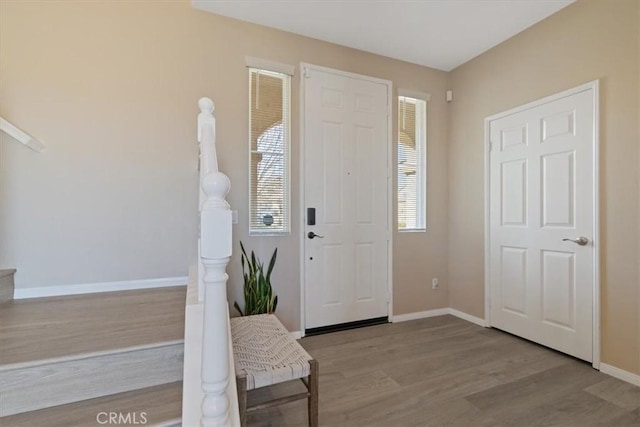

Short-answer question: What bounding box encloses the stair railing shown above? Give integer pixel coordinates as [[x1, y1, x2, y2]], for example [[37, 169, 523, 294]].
[[0, 117, 45, 152], [197, 97, 233, 426]]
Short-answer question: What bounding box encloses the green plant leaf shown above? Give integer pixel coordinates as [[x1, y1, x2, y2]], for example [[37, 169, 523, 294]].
[[266, 248, 277, 282], [237, 241, 278, 315], [251, 250, 257, 272], [233, 301, 244, 316], [240, 241, 249, 261]]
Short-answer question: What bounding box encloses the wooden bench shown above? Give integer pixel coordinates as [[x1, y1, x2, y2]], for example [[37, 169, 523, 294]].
[[230, 314, 319, 426]]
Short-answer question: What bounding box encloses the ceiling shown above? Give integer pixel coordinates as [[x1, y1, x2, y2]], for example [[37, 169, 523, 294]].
[[191, 0, 575, 71]]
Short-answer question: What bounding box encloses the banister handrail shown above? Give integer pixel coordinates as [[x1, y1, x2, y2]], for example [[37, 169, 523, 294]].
[[197, 97, 234, 426], [0, 117, 45, 153]]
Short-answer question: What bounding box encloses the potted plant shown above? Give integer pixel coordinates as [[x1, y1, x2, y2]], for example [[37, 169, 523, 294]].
[[234, 241, 278, 316]]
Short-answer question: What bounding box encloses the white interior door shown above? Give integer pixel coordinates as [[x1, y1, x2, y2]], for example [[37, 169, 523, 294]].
[[303, 65, 390, 330], [488, 86, 596, 362]]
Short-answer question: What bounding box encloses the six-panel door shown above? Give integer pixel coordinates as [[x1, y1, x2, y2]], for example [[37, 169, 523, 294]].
[[303, 66, 390, 330], [489, 89, 595, 362]]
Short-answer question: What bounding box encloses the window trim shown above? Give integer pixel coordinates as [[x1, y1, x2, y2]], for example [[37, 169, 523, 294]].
[[397, 91, 429, 232], [398, 89, 432, 102], [247, 64, 292, 236], [245, 56, 295, 76]]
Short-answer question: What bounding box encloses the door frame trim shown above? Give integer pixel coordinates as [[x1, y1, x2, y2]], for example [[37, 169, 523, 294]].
[[483, 80, 600, 368], [298, 62, 394, 336]]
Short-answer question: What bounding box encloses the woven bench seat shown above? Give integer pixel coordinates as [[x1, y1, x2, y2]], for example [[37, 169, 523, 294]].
[[230, 314, 318, 426], [231, 314, 311, 389]]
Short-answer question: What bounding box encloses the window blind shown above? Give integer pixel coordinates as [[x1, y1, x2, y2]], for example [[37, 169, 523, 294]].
[[249, 68, 290, 234], [398, 96, 427, 230]]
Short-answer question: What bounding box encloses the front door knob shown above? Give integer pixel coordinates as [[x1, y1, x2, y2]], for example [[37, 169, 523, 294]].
[[308, 231, 324, 239]]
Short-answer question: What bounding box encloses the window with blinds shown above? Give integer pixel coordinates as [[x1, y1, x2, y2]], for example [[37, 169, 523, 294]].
[[397, 95, 427, 231], [249, 68, 290, 234]]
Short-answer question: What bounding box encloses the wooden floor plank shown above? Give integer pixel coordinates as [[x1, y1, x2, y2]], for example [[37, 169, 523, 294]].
[[490, 390, 638, 427], [464, 362, 603, 412], [246, 315, 640, 426], [584, 376, 640, 411]]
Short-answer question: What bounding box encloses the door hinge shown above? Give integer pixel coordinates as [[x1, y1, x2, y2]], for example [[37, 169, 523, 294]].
[[303, 67, 310, 79], [489, 141, 494, 152]]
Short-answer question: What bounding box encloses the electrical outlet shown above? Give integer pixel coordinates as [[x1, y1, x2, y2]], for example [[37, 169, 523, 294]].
[[432, 278, 439, 290]]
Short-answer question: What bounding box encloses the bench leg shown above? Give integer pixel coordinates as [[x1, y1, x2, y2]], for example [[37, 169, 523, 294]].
[[237, 374, 248, 427], [308, 359, 319, 427]]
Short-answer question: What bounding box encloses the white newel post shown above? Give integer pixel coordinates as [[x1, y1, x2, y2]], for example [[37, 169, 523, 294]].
[[198, 98, 233, 427]]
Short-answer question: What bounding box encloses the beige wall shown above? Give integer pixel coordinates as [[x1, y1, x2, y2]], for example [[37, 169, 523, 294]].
[[637, 0, 640, 377], [0, 1, 450, 331], [3, 0, 637, 375], [449, 0, 640, 374]]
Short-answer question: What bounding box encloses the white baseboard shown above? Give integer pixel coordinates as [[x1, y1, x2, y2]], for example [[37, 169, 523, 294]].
[[392, 307, 486, 327], [448, 308, 487, 327], [391, 308, 450, 323], [290, 331, 302, 340], [599, 363, 640, 386], [13, 277, 188, 299]]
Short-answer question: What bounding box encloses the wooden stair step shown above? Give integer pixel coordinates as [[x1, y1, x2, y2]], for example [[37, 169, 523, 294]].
[[0, 286, 186, 365], [0, 340, 183, 417], [0, 286, 186, 416], [0, 268, 16, 303], [0, 381, 182, 427]]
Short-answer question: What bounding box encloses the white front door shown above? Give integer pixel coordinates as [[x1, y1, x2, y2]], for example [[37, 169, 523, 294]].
[[302, 64, 390, 330], [488, 85, 597, 362]]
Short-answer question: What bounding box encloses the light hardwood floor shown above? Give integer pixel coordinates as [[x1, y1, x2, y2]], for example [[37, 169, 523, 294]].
[[0, 286, 186, 365], [247, 316, 640, 427]]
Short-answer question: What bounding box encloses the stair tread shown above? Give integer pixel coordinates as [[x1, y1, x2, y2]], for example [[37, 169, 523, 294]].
[[0, 268, 17, 278], [0, 381, 182, 427], [0, 286, 186, 366]]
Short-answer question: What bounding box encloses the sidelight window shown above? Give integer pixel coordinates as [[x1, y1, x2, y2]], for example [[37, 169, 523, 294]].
[[397, 94, 427, 231], [249, 67, 291, 234]]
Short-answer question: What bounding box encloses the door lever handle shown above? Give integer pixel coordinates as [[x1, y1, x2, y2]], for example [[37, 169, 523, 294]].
[[562, 236, 589, 246], [307, 231, 324, 239]]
